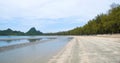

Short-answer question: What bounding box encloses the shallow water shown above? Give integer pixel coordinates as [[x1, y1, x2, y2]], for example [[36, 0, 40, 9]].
[[0, 36, 58, 39], [0, 36, 57, 47], [0, 36, 71, 63], [0, 39, 29, 47]]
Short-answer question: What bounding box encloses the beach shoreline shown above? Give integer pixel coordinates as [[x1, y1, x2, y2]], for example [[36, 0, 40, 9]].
[[48, 35, 120, 63], [0, 34, 120, 53]]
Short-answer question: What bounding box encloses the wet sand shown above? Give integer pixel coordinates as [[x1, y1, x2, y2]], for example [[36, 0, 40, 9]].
[[48, 35, 120, 63]]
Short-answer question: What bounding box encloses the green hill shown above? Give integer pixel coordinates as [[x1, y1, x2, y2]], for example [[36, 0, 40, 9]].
[[26, 27, 43, 35]]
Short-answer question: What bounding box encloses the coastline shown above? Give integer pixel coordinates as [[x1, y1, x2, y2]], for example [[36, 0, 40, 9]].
[[0, 34, 120, 52]]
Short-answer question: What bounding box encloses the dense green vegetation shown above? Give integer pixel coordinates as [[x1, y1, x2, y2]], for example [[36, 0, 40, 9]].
[[0, 4, 120, 35], [52, 4, 120, 35]]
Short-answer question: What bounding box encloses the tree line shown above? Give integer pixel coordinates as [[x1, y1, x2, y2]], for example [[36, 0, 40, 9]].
[[51, 4, 120, 35]]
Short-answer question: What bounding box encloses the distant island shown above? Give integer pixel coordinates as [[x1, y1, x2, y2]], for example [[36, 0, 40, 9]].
[[0, 27, 43, 35], [0, 4, 120, 35]]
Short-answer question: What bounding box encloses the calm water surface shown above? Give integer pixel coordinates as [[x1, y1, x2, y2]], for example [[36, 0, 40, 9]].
[[0, 36, 72, 63], [0, 36, 57, 47]]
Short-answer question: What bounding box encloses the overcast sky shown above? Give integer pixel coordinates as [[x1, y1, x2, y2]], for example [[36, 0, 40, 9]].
[[0, 0, 120, 33]]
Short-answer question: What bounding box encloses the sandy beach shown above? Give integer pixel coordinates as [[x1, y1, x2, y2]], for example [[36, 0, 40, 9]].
[[48, 35, 120, 63], [0, 35, 120, 63]]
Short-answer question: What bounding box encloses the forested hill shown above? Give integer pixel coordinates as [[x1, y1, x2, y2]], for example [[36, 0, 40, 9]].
[[53, 5, 120, 35], [0, 27, 43, 35]]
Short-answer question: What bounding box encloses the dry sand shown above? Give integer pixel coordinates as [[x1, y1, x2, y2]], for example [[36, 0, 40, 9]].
[[97, 34, 120, 38], [48, 35, 120, 63]]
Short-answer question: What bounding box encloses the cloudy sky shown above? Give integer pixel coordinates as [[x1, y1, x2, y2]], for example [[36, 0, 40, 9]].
[[0, 0, 120, 33]]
